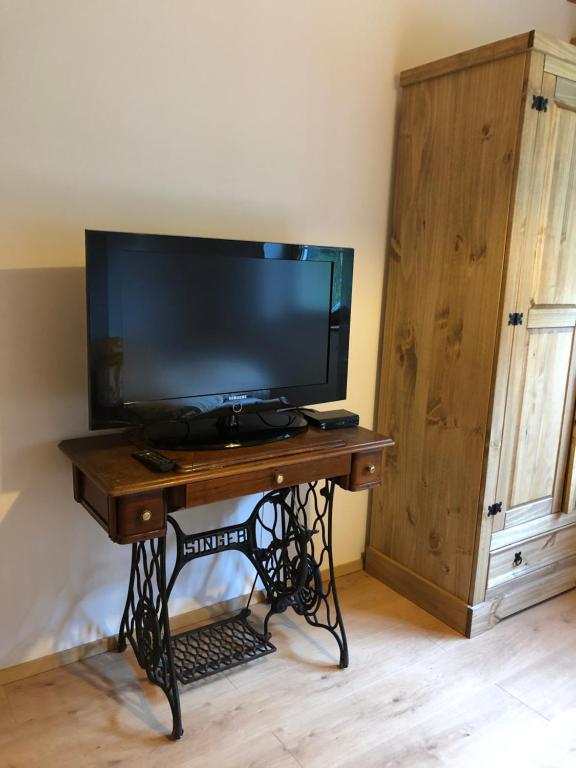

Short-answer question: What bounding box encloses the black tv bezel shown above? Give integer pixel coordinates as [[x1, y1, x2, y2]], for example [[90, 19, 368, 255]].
[[85, 229, 354, 431]]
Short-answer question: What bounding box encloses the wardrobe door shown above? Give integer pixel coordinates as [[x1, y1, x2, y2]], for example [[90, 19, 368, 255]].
[[493, 68, 576, 534]]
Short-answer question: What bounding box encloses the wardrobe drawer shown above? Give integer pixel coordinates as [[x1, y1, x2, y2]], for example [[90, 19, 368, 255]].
[[479, 554, 576, 633], [487, 523, 576, 589]]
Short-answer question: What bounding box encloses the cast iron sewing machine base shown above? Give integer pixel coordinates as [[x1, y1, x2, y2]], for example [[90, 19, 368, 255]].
[[116, 480, 348, 739]]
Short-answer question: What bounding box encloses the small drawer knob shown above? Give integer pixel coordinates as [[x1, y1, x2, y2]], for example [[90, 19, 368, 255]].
[[513, 551, 523, 567], [274, 472, 284, 485], [367, 464, 376, 474], [140, 509, 152, 522]]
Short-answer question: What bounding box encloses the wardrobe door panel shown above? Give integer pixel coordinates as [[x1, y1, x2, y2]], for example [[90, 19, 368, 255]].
[[495, 72, 576, 533], [507, 315, 576, 514]]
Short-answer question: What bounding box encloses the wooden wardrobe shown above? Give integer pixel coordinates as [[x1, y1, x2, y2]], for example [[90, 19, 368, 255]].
[[367, 31, 576, 636]]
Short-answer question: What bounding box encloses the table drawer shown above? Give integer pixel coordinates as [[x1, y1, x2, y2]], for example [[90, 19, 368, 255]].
[[347, 450, 383, 490], [168, 454, 351, 509], [487, 523, 576, 589], [115, 491, 166, 543]]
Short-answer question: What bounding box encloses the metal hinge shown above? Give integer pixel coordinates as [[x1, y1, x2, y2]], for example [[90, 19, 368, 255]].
[[508, 312, 524, 326], [488, 502, 502, 517], [532, 95, 549, 112]]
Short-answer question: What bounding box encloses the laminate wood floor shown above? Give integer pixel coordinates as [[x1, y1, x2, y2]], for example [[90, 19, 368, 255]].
[[1, 572, 576, 767]]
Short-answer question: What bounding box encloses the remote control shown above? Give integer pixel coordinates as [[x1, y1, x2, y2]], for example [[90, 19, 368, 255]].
[[133, 448, 177, 472]]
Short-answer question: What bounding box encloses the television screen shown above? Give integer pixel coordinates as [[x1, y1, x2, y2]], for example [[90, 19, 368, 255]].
[[86, 230, 353, 439]]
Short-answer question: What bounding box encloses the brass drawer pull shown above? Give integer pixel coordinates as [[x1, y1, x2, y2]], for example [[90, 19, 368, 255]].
[[367, 464, 376, 474], [140, 509, 152, 522], [274, 472, 284, 485]]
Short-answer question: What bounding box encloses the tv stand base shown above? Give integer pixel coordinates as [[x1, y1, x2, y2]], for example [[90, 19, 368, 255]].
[[59, 425, 393, 739], [143, 409, 308, 450], [117, 480, 348, 739]]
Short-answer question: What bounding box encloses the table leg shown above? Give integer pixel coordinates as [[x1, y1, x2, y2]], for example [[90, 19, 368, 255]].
[[261, 481, 349, 668], [117, 538, 183, 739], [294, 480, 349, 667]]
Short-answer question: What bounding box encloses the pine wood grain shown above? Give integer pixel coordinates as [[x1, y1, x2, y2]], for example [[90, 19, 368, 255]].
[[371, 51, 528, 600], [399, 31, 576, 89], [489, 68, 557, 537], [545, 55, 576, 82], [491, 508, 576, 550], [564, 414, 576, 514], [372, 33, 576, 631], [487, 523, 576, 588], [556, 76, 576, 111], [471, 50, 546, 602], [365, 546, 471, 634], [508, 326, 576, 508], [471, 552, 576, 635], [494, 72, 576, 538], [503, 496, 553, 529], [532, 31, 576, 64], [526, 305, 576, 328], [399, 32, 532, 86]]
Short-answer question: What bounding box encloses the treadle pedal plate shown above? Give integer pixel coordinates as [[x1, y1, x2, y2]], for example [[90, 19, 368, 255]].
[[171, 608, 276, 684]]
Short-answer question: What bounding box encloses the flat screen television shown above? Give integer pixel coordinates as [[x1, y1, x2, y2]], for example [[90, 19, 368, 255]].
[[86, 230, 353, 449]]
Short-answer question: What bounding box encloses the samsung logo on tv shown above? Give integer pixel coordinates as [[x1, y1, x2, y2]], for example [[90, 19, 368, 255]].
[[227, 394, 247, 401]]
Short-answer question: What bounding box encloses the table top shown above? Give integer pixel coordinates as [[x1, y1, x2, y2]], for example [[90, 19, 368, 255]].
[[59, 426, 393, 498]]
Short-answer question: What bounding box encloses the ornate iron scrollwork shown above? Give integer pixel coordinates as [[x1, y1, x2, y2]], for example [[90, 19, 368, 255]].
[[118, 478, 349, 740], [117, 538, 183, 739], [291, 554, 323, 615], [167, 480, 348, 667], [134, 597, 162, 669], [262, 481, 349, 667]]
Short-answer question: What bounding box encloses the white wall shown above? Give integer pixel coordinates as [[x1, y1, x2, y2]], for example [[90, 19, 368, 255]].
[[1, 0, 574, 669]]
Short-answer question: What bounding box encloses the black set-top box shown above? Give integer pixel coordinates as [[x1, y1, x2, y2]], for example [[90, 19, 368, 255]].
[[301, 409, 359, 430]]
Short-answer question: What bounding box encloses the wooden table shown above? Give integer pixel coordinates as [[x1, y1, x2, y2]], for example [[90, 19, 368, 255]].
[[59, 426, 392, 739]]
